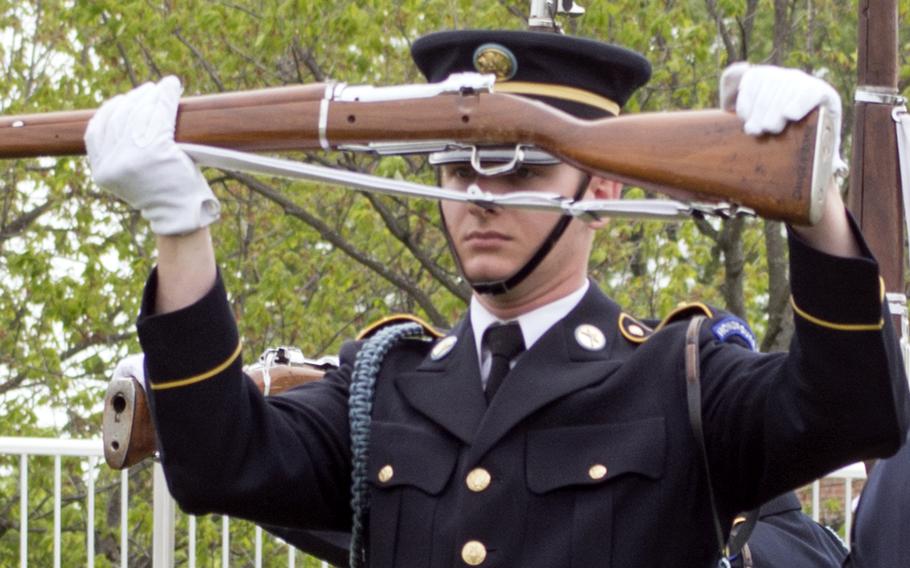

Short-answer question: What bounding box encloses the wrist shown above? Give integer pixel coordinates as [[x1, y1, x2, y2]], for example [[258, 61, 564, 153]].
[[790, 182, 860, 258], [154, 228, 217, 314]]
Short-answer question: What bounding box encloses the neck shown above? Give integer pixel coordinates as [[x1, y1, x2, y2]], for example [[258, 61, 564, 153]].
[[474, 270, 587, 320]]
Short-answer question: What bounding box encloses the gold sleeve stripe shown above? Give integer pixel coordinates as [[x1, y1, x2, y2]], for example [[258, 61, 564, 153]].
[[495, 81, 620, 116], [790, 296, 883, 331], [150, 341, 243, 391]]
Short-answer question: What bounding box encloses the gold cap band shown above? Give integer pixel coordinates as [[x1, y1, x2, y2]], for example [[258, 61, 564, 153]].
[[494, 81, 621, 116]]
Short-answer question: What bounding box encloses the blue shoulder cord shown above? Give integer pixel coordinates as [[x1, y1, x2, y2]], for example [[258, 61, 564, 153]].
[[348, 322, 425, 568]]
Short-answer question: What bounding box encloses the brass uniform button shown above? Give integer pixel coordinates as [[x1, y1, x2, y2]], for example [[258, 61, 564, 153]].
[[461, 540, 487, 565], [378, 465, 394, 483], [466, 468, 492, 492], [588, 464, 608, 480]]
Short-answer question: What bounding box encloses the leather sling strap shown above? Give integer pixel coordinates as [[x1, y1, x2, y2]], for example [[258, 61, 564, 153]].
[[685, 316, 729, 564], [686, 316, 759, 567]]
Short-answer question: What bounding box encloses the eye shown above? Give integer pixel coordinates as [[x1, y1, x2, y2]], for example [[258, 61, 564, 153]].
[[443, 165, 475, 181], [454, 165, 475, 179], [513, 166, 536, 180]]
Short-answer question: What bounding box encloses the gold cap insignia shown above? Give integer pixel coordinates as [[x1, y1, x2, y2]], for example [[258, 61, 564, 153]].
[[473, 43, 517, 81]]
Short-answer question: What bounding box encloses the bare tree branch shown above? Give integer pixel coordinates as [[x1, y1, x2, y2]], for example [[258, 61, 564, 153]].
[[0, 198, 55, 243], [761, 221, 792, 351], [291, 36, 326, 82], [705, 0, 738, 64], [736, 0, 761, 60], [226, 171, 449, 326], [174, 28, 225, 91], [717, 217, 746, 318], [363, 193, 469, 302], [134, 37, 163, 80], [496, 0, 526, 21], [101, 12, 139, 87]]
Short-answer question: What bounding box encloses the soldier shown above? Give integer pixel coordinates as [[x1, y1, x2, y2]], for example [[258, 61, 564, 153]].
[[86, 30, 908, 567], [845, 432, 910, 566], [730, 492, 848, 567]]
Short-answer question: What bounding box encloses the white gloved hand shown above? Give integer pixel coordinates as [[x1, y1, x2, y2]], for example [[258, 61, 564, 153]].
[[112, 353, 147, 390], [720, 62, 847, 173], [85, 76, 221, 235]]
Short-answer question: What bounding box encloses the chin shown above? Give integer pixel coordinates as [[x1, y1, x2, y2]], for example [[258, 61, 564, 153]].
[[461, 264, 516, 284]]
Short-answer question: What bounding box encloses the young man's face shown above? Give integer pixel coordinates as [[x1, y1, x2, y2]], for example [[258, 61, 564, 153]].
[[440, 161, 618, 299]]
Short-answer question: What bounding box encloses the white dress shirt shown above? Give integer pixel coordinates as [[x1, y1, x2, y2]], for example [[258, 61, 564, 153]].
[[470, 280, 590, 387]]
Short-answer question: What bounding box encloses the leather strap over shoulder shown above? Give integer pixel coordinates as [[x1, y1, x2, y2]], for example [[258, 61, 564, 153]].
[[686, 316, 758, 567], [685, 316, 729, 565]]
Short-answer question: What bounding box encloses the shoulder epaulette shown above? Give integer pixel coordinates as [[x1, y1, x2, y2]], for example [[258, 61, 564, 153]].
[[618, 301, 714, 345], [656, 301, 714, 331], [356, 313, 444, 341], [618, 312, 654, 343]]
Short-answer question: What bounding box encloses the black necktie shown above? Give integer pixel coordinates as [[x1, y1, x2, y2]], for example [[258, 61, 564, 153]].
[[482, 322, 526, 402]]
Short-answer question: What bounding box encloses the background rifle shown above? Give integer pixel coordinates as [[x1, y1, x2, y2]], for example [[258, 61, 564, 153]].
[[102, 362, 326, 470], [0, 81, 835, 224], [847, 0, 903, 476]]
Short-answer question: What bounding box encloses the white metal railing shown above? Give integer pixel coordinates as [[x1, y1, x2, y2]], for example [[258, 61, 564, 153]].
[[1, 435, 872, 564], [0, 437, 330, 567], [809, 461, 867, 548]]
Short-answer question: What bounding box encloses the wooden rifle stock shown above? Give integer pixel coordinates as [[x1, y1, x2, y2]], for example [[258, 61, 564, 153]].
[[101, 364, 325, 470], [0, 84, 834, 224]]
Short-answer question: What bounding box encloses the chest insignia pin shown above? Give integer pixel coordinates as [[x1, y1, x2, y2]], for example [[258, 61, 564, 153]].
[[431, 336, 458, 360], [574, 324, 606, 351]]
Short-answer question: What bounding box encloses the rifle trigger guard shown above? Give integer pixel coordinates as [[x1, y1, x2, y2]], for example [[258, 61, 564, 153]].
[[470, 144, 527, 176]]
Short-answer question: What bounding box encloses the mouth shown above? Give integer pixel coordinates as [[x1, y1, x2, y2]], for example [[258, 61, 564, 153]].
[[463, 230, 512, 245]]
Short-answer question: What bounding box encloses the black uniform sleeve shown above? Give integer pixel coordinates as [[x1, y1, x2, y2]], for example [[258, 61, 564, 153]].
[[137, 268, 354, 530], [699, 213, 909, 516]]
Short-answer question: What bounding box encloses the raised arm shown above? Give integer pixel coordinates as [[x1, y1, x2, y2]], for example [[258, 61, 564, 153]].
[[84, 76, 219, 313]]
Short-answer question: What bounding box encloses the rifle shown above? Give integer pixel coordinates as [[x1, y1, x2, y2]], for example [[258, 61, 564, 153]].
[[101, 348, 333, 470], [0, 73, 836, 224]]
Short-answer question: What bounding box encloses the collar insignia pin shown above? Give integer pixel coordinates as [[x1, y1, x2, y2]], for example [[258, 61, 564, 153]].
[[431, 336, 458, 360], [575, 324, 606, 351]]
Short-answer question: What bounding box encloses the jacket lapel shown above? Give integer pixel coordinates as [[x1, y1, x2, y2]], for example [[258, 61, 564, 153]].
[[468, 284, 624, 461], [394, 319, 487, 444]]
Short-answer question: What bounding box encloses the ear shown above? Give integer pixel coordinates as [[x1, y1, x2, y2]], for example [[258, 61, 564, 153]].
[[584, 176, 623, 229]]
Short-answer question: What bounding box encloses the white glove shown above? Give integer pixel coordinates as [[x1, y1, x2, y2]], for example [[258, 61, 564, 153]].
[[112, 353, 147, 390], [85, 76, 221, 235], [720, 62, 847, 173]]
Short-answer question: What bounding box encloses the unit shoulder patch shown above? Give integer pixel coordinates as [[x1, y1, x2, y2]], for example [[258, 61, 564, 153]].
[[356, 314, 444, 341], [711, 316, 758, 352], [618, 313, 654, 343]]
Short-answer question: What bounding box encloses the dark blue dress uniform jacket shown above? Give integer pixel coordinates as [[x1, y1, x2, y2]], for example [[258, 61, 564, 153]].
[[733, 492, 847, 567], [137, 227, 909, 567], [847, 431, 910, 567]]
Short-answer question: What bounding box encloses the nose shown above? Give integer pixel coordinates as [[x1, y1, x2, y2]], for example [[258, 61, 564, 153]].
[[463, 182, 502, 217]]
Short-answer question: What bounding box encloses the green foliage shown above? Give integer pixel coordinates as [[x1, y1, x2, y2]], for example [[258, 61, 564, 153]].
[[2, 0, 906, 564]]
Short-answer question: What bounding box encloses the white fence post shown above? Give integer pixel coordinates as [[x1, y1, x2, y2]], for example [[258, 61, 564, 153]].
[[152, 462, 175, 568], [20, 454, 27, 568]]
